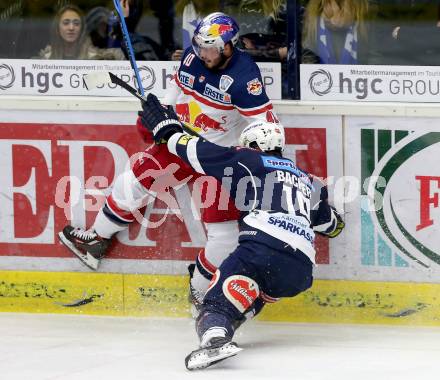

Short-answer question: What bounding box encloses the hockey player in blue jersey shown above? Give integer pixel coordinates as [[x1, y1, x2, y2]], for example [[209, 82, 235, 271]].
[[58, 14, 279, 319], [139, 93, 345, 370]]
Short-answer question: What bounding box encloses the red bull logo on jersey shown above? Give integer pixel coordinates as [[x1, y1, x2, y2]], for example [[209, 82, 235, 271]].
[[203, 83, 231, 104], [247, 78, 263, 96], [207, 23, 234, 38], [175, 101, 227, 132], [193, 113, 227, 132]]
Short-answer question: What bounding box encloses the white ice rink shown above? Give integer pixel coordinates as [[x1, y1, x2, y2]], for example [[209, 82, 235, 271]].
[[1, 313, 439, 380]]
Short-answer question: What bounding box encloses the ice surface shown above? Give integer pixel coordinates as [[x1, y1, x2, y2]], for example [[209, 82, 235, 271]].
[[1, 313, 439, 380]]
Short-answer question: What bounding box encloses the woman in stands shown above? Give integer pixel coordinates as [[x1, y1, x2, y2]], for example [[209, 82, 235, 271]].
[[38, 4, 124, 60], [302, 0, 375, 64]]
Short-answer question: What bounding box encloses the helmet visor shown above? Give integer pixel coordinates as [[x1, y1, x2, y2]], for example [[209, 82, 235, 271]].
[[191, 36, 221, 59]]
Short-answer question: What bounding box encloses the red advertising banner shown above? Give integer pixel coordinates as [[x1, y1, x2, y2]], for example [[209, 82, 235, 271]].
[[0, 122, 329, 268]]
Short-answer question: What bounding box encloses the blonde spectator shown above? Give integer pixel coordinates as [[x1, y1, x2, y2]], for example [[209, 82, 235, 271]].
[[38, 4, 124, 60], [302, 0, 372, 64]]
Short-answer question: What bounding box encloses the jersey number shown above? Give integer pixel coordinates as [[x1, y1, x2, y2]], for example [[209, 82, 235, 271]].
[[282, 184, 310, 223], [183, 53, 195, 67]]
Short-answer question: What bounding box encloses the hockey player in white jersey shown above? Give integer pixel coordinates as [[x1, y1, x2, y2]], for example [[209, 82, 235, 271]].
[[138, 93, 345, 370], [58, 12, 279, 316]]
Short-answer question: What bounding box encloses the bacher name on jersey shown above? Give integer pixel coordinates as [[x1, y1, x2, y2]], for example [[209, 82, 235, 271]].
[[167, 133, 340, 264], [164, 47, 278, 147]]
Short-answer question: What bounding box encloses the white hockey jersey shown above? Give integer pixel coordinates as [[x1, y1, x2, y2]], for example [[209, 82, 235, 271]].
[[163, 47, 278, 147]]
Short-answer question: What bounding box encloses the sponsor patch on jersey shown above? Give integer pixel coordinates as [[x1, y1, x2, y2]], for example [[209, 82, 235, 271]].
[[219, 75, 234, 92], [268, 215, 314, 242], [179, 71, 195, 88], [247, 78, 263, 95], [222, 275, 259, 313], [203, 83, 231, 104], [177, 134, 195, 146], [261, 156, 311, 185]]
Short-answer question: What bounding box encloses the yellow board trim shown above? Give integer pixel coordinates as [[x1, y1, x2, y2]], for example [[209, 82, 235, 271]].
[[1, 271, 439, 326]]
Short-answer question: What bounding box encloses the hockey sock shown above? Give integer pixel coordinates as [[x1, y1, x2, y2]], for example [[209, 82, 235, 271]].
[[92, 209, 128, 239]]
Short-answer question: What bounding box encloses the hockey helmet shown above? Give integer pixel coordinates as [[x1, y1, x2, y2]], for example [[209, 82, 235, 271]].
[[192, 12, 239, 58], [239, 121, 285, 152]]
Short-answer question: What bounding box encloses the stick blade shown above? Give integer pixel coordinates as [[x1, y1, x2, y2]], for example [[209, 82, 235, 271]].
[[83, 72, 112, 90]]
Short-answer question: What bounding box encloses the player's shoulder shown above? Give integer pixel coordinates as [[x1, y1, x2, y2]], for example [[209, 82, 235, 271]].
[[227, 50, 266, 97], [233, 146, 265, 167], [229, 49, 262, 78], [233, 49, 260, 69]]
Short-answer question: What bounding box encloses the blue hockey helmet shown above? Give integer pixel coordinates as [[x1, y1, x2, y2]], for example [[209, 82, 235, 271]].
[[192, 12, 240, 57]]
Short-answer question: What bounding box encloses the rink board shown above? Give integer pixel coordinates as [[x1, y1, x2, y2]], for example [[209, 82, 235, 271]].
[[0, 115, 339, 271], [1, 270, 439, 326]]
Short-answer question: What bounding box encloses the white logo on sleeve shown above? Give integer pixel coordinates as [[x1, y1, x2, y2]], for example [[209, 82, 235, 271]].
[[219, 75, 234, 92]]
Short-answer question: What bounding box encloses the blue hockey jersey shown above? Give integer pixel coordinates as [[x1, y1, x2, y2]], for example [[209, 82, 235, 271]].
[[163, 47, 278, 147], [167, 133, 341, 264]]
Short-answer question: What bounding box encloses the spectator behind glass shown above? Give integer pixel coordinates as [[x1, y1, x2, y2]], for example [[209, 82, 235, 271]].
[[237, 0, 287, 62], [111, 0, 163, 61], [149, 0, 176, 59], [375, 0, 440, 65], [172, 0, 221, 61], [38, 4, 124, 60], [86, 6, 115, 49], [234, 0, 289, 97], [302, 0, 372, 64]]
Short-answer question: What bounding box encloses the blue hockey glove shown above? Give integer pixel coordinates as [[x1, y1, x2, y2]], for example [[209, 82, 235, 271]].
[[140, 93, 183, 143]]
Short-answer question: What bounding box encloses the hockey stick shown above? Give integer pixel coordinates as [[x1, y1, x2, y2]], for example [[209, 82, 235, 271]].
[[113, 0, 144, 95], [83, 72, 200, 138], [84, 71, 145, 101], [111, 2, 203, 139]]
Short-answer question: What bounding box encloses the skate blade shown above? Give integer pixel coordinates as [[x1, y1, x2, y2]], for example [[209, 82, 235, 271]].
[[185, 342, 242, 370], [58, 232, 100, 271]]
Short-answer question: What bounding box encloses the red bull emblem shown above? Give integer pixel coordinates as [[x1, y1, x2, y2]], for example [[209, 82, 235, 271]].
[[193, 113, 227, 132], [207, 23, 233, 37], [218, 24, 233, 35], [247, 78, 263, 96], [175, 102, 227, 132]]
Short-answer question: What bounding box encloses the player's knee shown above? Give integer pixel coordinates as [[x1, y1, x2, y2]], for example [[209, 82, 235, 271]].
[[112, 170, 154, 210], [206, 221, 238, 241], [222, 275, 259, 314]]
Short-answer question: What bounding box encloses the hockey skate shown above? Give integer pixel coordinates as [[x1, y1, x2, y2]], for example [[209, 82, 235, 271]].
[[185, 337, 242, 370], [58, 226, 110, 270]]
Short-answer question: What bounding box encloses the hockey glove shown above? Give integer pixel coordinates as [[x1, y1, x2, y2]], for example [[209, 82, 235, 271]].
[[140, 93, 183, 144], [325, 207, 345, 238], [314, 205, 345, 238]]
